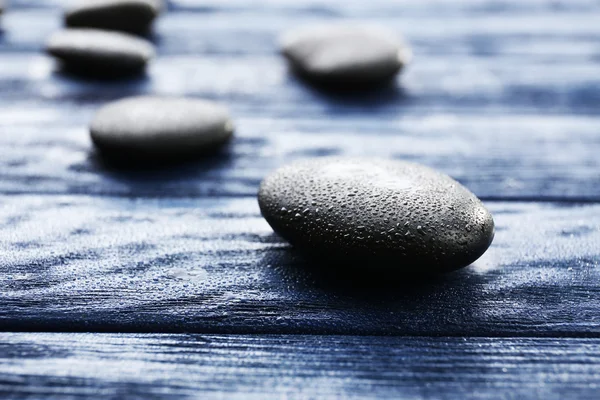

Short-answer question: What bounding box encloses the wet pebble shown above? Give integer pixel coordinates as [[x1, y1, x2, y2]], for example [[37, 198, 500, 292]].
[[258, 158, 494, 274], [280, 25, 411, 87], [90, 96, 234, 162], [46, 29, 154, 77], [65, 0, 163, 34]]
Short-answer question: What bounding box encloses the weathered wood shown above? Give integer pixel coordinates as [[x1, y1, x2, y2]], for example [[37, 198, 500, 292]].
[[0, 0, 599, 397], [0, 196, 598, 335], [0, 0, 599, 199], [1, 100, 600, 199], [1, 333, 599, 399]]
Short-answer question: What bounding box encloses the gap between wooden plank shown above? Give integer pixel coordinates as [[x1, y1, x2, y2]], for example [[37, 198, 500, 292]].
[[1, 191, 600, 204]]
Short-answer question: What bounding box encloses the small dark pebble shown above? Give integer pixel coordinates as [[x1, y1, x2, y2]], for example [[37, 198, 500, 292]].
[[46, 29, 154, 77], [65, 0, 163, 35], [90, 96, 234, 162], [258, 157, 494, 275], [280, 25, 411, 88]]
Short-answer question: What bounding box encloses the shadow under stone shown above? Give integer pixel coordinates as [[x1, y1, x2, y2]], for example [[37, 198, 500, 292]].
[[83, 141, 237, 191], [286, 66, 410, 109], [54, 63, 150, 82], [253, 243, 495, 336], [259, 239, 478, 296]]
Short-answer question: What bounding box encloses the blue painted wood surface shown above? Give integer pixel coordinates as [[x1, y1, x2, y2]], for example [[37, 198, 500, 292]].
[[1, 333, 599, 400], [0, 0, 599, 398], [0, 0, 599, 199], [1, 197, 599, 336]]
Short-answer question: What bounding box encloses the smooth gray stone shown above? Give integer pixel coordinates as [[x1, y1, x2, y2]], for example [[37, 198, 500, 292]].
[[46, 29, 154, 77], [65, 0, 163, 35], [90, 96, 234, 161], [280, 25, 411, 87], [258, 158, 494, 273]]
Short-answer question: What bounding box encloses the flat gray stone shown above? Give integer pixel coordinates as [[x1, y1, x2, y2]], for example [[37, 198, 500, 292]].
[[258, 158, 494, 274], [280, 25, 411, 87], [46, 29, 154, 77], [90, 96, 234, 161], [65, 0, 163, 34]]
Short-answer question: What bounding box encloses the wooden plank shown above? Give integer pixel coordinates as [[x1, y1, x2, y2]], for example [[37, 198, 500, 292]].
[[0, 195, 598, 335], [10, 0, 600, 14], [2, 101, 600, 199], [5, 6, 600, 59], [0, 333, 599, 399], [1, 8, 599, 112]]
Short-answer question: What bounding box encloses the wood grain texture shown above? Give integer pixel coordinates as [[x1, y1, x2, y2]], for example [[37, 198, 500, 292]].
[[0, 196, 598, 335], [0, 0, 599, 397], [2, 103, 600, 200], [1, 333, 599, 400], [0, 1, 598, 199]]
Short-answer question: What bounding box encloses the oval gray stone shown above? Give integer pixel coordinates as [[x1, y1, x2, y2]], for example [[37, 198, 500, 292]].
[[65, 0, 163, 35], [258, 158, 494, 273], [90, 96, 234, 161], [46, 29, 154, 77], [280, 25, 411, 86]]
